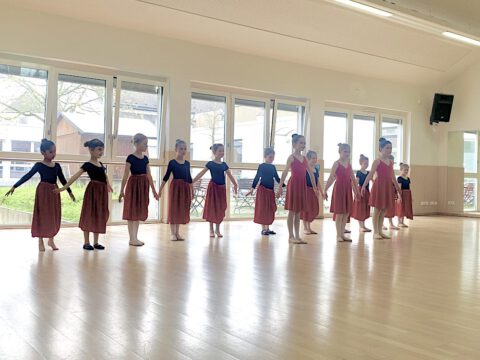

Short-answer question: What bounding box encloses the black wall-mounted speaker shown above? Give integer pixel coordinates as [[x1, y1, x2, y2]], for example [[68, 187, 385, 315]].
[[430, 93, 454, 124]]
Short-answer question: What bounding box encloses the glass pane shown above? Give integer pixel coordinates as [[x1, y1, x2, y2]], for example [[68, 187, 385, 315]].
[[114, 81, 162, 158], [233, 99, 265, 164], [190, 93, 226, 162], [463, 132, 477, 173], [230, 169, 256, 218], [0, 65, 47, 154], [56, 74, 106, 156], [274, 104, 305, 164], [464, 178, 477, 211], [352, 115, 375, 170], [190, 167, 211, 219], [382, 117, 402, 167], [110, 164, 161, 221], [324, 112, 347, 169], [323, 172, 334, 215]]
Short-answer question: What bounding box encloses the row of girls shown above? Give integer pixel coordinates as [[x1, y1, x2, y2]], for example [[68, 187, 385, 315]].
[[5, 133, 412, 251]]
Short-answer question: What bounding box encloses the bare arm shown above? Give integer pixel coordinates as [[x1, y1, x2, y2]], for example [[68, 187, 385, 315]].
[[306, 165, 320, 198], [105, 174, 114, 193], [362, 160, 379, 193], [192, 167, 209, 183], [392, 170, 402, 200], [324, 162, 339, 196], [147, 164, 158, 199], [118, 163, 131, 202], [277, 156, 294, 197], [56, 169, 85, 192], [226, 169, 238, 194], [350, 167, 360, 197]]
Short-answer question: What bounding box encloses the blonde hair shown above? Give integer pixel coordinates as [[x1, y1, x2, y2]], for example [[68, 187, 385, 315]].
[[132, 133, 148, 144], [306, 150, 317, 160], [337, 143, 350, 152], [264, 147, 275, 157], [400, 162, 409, 170], [359, 154, 368, 164], [175, 139, 187, 150]]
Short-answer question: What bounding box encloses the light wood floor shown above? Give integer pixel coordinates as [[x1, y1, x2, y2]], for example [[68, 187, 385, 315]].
[[0, 216, 479, 359]]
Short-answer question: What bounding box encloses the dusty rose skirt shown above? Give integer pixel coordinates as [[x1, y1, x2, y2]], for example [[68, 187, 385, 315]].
[[254, 185, 277, 225], [300, 187, 320, 222], [31, 182, 61, 238], [396, 190, 413, 220], [285, 177, 307, 212], [168, 179, 192, 225], [203, 181, 227, 224], [352, 187, 370, 221], [123, 174, 149, 221], [79, 181, 109, 234]]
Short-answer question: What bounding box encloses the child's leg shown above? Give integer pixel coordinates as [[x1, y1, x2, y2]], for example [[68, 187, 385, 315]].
[[335, 214, 344, 241], [175, 224, 183, 240], [379, 211, 391, 238], [93, 233, 99, 245], [341, 215, 351, 241], [130, 221, 144, 245], [389, 218, 399, 230], [83, 231, 90, 245], [47, 237, 58, 250], [209, 222, 215, 237], [133, 221, 140, 241], [293, 212, 302, 241], [215, 223, 223, 237], [170, 224, 178, 241], [372, 209, 381, 238], [287, 211, 294, 240], [127, 220, 135, 242], [303, 220, 309, 233], [38, 237, 45, 252], [359, 220, 371, 232]]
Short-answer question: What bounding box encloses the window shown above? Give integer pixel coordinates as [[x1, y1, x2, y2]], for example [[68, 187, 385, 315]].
[[0, 64, 48, 153], [463, 132, 477, 173], [56, 74, 106, 156], [273, 103, 305, 164], [114, 80, 162, 158], [464, 178, 477, 212], [233, 98, 266, 164], [11, 140, 32, 152], [352, 114, 375, 168], [323, 111, 347, 169], [233, 139, 243, 163], [381, 116, 403, 166], [10, 161, 31, 178], [190, 93, 226, 162]]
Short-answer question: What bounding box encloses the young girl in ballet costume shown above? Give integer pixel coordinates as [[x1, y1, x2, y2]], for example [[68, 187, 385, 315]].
[[361, 138, 402, 239], [57, 139, 113, 250], [324, 143, 360, 242], [301, 150, 324, 235], [395, 162, 413, 227], [277, 134, 318, 244], [192, 143, 238, 237], [119, 133, 159, 246], [352, 154, 371, 232], [384, 155, 400, 230], [5, 139, 75, 251], [158, 139, 193, 241]]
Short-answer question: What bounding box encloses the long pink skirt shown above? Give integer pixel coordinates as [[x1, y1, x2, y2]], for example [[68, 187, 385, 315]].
[[168, 179, 192, 225], [396, 190, 413, 220], [31, 182, 61, 238], [285, 177, 307, 212], [300, 187, 320, 222], [203, 181, 227, 224], [254, 185, 277, 225], [352, 187, 370, 221], [123, 174, 149, 221], [79, 181, 109, 234]]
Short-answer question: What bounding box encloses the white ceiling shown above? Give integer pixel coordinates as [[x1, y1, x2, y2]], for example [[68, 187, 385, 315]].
[[2, 0, 480, 85]]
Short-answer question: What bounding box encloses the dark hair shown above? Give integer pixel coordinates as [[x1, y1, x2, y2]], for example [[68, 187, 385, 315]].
[[264, 147, 275, 157], [292, 133, 304, 145], [379, 137, 392, 150], [359, 154, 369, 163], [306, 150, 317, 160], [175, 139, 187, 150], [40, 138, 55, 152], [210, 143, 224, 153], [84, 138, 105, 149]]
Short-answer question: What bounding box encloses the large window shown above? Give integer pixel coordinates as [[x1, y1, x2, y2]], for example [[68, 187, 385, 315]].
[[233, 98, 266, 164], [56, 74, 107, 156], [381, 116, 403, 166], [114, 80, 162, 158], [0, 59, 165, 227], [273, 103, 305, 164], [323, 111, 347, 169], [190, 93, 226, 162], [464, 132, 477, 173], [463, 132, 479, 212], [352, 115, 375, 166], [0, 64, 48, 154]]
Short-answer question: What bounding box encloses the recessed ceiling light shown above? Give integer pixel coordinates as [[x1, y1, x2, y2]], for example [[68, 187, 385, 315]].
[[442, 32, 480, 47], [335, 0, 392, 17]]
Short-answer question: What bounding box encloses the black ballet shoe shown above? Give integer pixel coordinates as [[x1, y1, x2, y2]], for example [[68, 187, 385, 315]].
[[94, 243, 105, 250], [83, 244, 94, 251], [261, 230, 270, 236], [268, 230, 276, 235]]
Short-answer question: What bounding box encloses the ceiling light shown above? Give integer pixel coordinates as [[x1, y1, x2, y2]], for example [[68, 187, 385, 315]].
[[442, 32, 480, 47], [335, 0, 392, 17]]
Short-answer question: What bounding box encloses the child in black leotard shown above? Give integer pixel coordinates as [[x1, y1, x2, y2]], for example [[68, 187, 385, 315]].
[[5, 139, 75, 251], [57, 138, 113, 251]]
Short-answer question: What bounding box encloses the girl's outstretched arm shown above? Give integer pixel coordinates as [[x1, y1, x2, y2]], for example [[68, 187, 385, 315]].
[[192, 167, 208, 183], [55, 169, 84, 193]]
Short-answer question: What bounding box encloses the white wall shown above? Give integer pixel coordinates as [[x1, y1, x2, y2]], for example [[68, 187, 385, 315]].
[[0, 6, 438, 166]]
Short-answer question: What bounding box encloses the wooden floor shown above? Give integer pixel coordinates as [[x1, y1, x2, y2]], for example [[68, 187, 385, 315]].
[[1, 217, 480, 359]]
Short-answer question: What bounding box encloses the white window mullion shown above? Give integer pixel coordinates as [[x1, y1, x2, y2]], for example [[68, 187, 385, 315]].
[[104, 76, 114, 162], [265, 100, 272, 149], [270, 100, 278, 148], [45, 67, 58, 141]]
